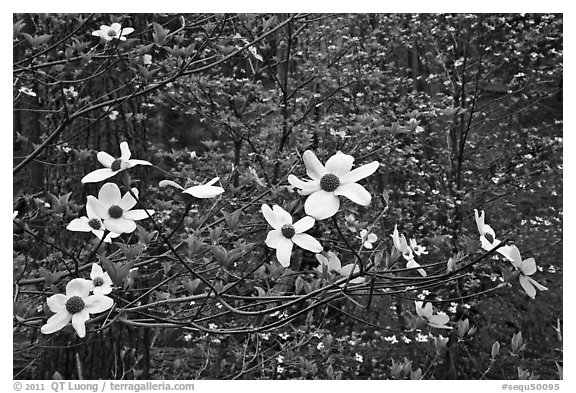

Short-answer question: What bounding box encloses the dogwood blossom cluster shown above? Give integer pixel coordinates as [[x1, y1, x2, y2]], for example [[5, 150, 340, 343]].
[[263, 150, 380, 271], [474, 209, 547, 299], [41, 264, 114, 338]]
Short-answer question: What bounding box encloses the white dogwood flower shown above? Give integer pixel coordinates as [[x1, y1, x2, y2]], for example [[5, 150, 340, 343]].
[[409, 238, 428, 256], [66, 201, 121, 243], [90, 264, 114, 296], [415, 301, 452, 329], [359, 229, 378, 249], [92, 23, 134, 41], [474, 209, 501, 250], [81, 141, 151, 183], [288, 150, 379, 220], [262, 204, 322, 267], [392, 225, 426, 276], [497, 244, 548, 299], [87, 183, 154, 234], [315, 251, 364, 284], [159, 177, 224, 199], [41, 278, 114, 338]]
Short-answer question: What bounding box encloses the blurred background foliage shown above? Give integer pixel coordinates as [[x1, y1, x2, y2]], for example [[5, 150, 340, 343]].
[[13, 13, 562, 380]]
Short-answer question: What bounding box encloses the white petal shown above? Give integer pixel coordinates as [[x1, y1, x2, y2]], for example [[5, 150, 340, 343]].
[[325, 152, 354, 177], [520, 258, 537, 276], [67, 217, 91, 232], [293, 216, 315, 233], [339, 264, 359, 276], [527, 276, 548, 292], [315, 254, 329, 273], [84, 295, 114, 314], [159, 180, 184, 190], [407, 259, 426, 276], [275, 238, 294, 267], [474, 209, 485, 235], [97, 151, 115, 168], [287, 175, 320, 195], [334, 182, 372, 206], [104, 217, 137, 234], [182, 185, 224, 198], [272, 205, 293, 226], [326, 252, 342, 271], [304, 191, 340, 220], [46, 294, 68, 313], [340, 161, 379, 184], [367, 233, 378, 242], [303, 150, 327, 181], [98, 183, 122, 206], [414, 301, 426, 318], [81, 168, 115, 184], [481, 237, 501, 252], [292, 233, 323, 253], [429, 314, 451, 329], [66, 278, 92, 297], [71, 310, 90, 338], [497, 244, 522, 266], [92, 283, 113, 296], [41, 312, 72, 335], [119, 188, 138, 211], [110, 23, 122, 34], [123, 209, 153, 221], [87, 196, 108, 220], [120, 27, 134, 36], [262, 204, 280, 229], [519, 274, 536, 299], [265, 229, 285, 248], [126, 159, 152, 167], [119, 141, 131, 160], [90, 264, 104, 280]]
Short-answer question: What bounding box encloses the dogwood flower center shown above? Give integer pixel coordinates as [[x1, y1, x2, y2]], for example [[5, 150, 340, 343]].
[[88, 218, 102, 230], [93, 277, 104, 287], [107, 30, 117, 37], [108, 205, 124, 219], [281, 224, 296, 239], [320, 173, 340, 192], [110, 159, 123, 171], [65, 296, 85, 314]]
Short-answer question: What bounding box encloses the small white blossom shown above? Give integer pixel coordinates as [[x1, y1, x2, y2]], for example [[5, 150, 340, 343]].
[[92, 23, 134, 41], [81, 141, 152, 183]]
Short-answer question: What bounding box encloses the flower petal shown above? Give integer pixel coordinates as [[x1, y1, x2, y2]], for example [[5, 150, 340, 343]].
[[98, 183, 122, 206], [81, 168, 116, 184], [326, 252, 342, 271], [272, 205, 293, 226], [325, 152, 354, 177], [474, 209, 485, 235], [87, 196, 108, 219], [126, 159, 152, 167], [527, 276, 548, 292], [287, 175, 320, 195], [339, 264, 359, 276], [480, 237, 501, 252], [293, 216, 315, 233], [90, 264, 104, 280], [97, 152, 115, 168], [104, 217, 137, 234], [334, 182, 371, 206], [520, 258, 537, 276], [262, 204, 281, 229], [72, 310, 90, 338], [120, 27, 134, 36], [67, 217, 91, 232], [265, 229, 285, 248], [110, 23, 122, 34], [182, 185, 224, 199], [497, 244, 522, 267], [46, 294, 68, 313], [119, 141, 131, 160], [41, 312, 72, 335], [414, 301, 426, 318], [92, 283, 113, 296], [519, 274, 536, 299], [340, 161, 379, 184], [123, 209, 153, 221], [429, 313, 451, 329], [292, 233, 323, 253], [119, 188, 139, 211], [66, 278, 92, 297], [303, 150, 327, 181], [275, 238, 294, 267], [84, 295, 114, 314], [304, 190, 340, 220]]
